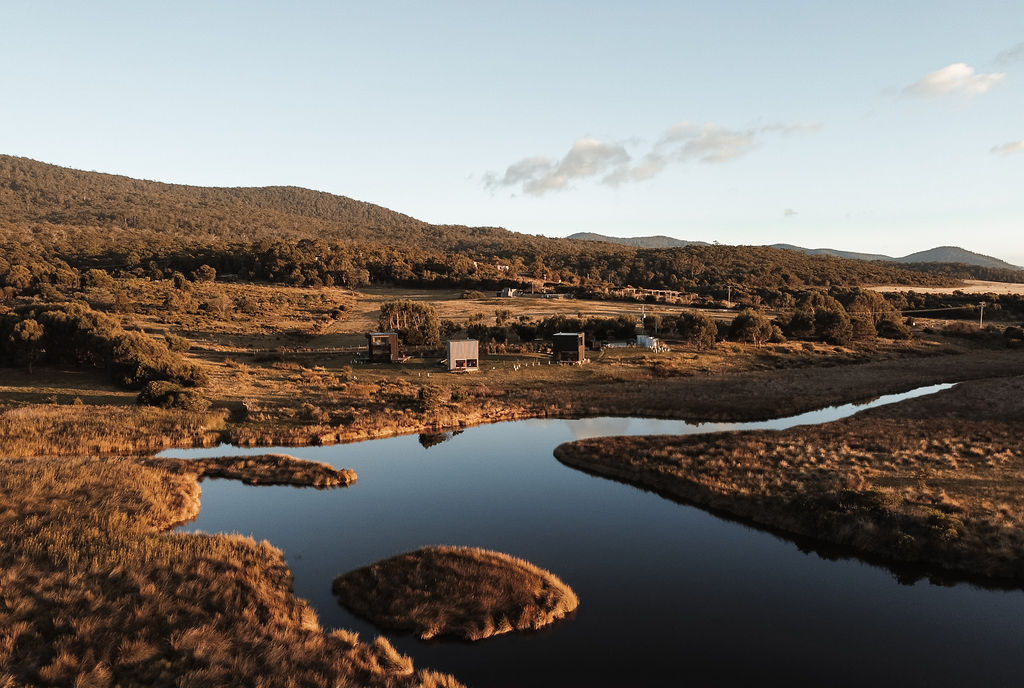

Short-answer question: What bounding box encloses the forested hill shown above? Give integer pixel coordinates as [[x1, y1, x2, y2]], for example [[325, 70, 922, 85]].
[[0, 154, 991, 294], [0, 154, 513, 248]]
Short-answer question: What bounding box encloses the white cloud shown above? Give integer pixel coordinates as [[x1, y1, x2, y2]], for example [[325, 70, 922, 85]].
[[485, 119, 818, 196], [484, 139, 628, 196], [995, 42, 1024, 65], [990, 140, 1024, 156], [783, 208, 798, 217], [903, 63, 1005, 97]]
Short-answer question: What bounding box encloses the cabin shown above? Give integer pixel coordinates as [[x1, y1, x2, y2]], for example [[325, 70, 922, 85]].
[[636, 334, 668, 352], [366, 332, 399, 362], [446, 339, 479, 372], [498, 287, 521, 298], [552, 332, 586, 364]]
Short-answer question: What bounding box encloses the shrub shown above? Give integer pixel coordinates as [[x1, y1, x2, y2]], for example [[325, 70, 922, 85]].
[[136, 381, 210, 410]]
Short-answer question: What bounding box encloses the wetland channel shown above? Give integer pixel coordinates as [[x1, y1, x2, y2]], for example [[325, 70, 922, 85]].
[[162, 383, 1024, 687]]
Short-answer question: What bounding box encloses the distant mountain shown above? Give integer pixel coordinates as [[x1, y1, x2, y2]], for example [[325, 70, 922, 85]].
[[769, 244, 893, 263], [771, 243, 1020, 270], [899, 246, 1020, 269], [567, 232, 708, 249]]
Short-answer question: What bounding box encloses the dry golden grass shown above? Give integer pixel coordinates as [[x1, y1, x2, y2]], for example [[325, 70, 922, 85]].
[[151, 453, 357, 487], [0, 404, 226, 458], [0, 456, 462, 687], [333, 546, 579, 641], [868, 279, 1024, 295], [555, 376, 1024, 580]]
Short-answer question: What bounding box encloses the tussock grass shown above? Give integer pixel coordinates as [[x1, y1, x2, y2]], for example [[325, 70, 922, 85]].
[[333, 546, 579, 640], [0, 456, 461, 687], [150, 453, 357, 487], [0, 404, 225, 458], [555, 376, 1024, 581]]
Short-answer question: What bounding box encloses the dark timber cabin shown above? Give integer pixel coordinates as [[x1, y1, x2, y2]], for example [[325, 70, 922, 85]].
[[447, 339, 479, 372], [552, 332, 585, 364], [366, 332, 399, 362]]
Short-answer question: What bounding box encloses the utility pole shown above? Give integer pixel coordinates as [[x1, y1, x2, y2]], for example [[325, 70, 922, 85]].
[[979, 301, 987, 327], [726, 285, 732, 308]]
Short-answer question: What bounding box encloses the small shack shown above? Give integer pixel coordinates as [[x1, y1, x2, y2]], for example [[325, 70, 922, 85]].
[[446, 339, 479, 372], [552, 332, 585, 364], [366, 332, 399, 363]]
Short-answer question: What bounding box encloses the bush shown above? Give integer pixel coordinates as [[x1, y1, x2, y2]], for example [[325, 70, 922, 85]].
[[137, 381, 210, 410]]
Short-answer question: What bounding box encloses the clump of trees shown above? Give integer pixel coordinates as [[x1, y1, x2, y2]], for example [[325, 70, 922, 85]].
[[0, 303, 206, 388], [378, 300, 441, 346]]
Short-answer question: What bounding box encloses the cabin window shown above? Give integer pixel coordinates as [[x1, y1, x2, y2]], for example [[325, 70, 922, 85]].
[[466, 358, 477, 367], [455, 359, 466, 368]]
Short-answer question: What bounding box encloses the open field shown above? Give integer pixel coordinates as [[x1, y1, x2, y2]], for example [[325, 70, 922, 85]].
[[333, 546, 578, 641], [554, 376, 1024, 581], [868, 279, 1024, 295]]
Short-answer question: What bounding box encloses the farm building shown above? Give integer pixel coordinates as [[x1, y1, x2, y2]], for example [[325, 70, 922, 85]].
[[552, 332, 586, 364], [636, 334, 667, 351], [446, 339, 479, 372], [498, 287, 521, 298], [366, 332, 399, 362]]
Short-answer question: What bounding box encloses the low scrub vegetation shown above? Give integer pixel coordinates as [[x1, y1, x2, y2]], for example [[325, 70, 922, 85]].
[[333, 546, 578, 641]]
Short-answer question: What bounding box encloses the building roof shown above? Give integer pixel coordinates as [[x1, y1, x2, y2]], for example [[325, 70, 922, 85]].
[[368, 332, 398, 336], [447, 339, 478, 344], [553, 332, 583, 337]]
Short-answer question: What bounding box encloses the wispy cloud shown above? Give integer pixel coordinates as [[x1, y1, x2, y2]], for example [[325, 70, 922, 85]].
[[903, 63, 1005, 97], [783, 208, 798, 217], [990, 140, 1024, 156], [485, 119, 818, 196], [995, 42, 1024, 65]]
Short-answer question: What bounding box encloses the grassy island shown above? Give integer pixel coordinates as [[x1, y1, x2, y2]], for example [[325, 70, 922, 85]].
[[554, 376, 1024, 581], [333, 546, 579, 640], [151, 452, 357, 488]]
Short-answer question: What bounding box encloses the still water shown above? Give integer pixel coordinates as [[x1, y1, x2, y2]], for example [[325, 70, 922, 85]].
[[163, 384, 1024, 686]]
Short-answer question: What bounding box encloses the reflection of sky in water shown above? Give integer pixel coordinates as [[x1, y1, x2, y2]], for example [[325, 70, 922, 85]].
[[153, 381, 1024, 688]]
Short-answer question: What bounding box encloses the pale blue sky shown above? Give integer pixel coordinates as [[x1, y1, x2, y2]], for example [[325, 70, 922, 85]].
[[2, 2, 1022, 263]]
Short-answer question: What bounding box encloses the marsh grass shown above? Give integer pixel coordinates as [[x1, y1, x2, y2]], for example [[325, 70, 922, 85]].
[[150, 453, 357, 487], [333, 546, 579, 641], [555, 376, 1024, 580], [0, 457, 461, 687], [0, 404, 226, 458]]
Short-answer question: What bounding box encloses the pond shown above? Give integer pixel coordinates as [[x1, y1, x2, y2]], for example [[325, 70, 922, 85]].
[[162, 383, 1024, 687]]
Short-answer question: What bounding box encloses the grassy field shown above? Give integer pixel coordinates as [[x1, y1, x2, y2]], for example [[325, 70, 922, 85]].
[[333, 546, 578, 641], [554, 376, 1024, 581], [868, 279, 1024, 295]]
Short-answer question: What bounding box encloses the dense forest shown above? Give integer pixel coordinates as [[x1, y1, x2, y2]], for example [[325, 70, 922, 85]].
[[2, 154, 1022, 299]]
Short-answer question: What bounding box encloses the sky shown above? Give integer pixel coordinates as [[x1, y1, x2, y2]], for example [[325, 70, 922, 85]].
[[2, 1, 1022, 264]]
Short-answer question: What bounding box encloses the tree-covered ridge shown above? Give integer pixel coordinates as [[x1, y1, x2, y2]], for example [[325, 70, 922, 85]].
[[3, 153, 1016, 295]]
